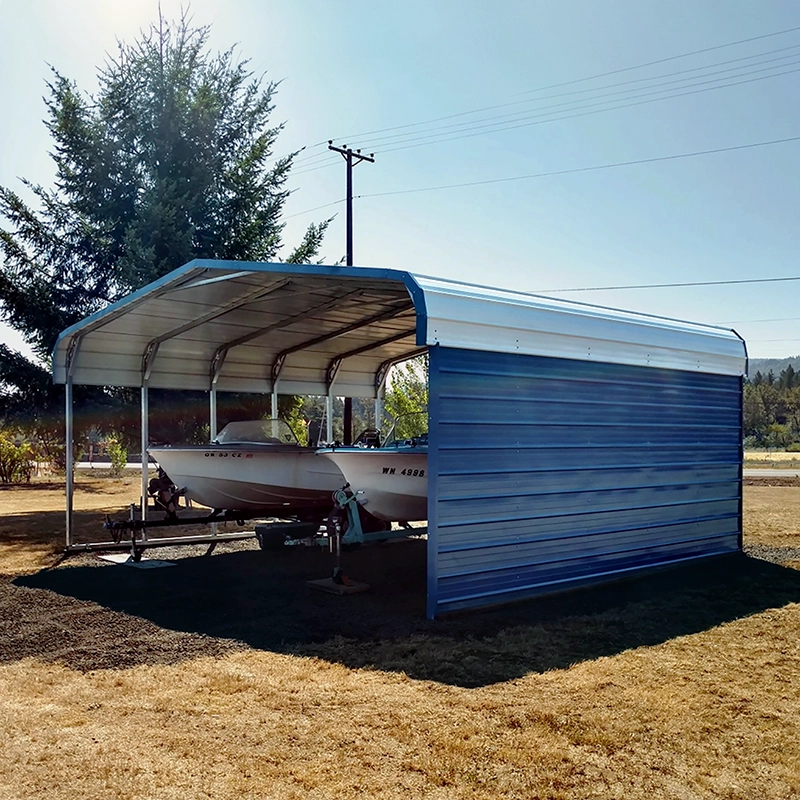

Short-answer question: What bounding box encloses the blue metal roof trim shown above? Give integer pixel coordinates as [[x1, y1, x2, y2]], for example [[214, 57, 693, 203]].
[[427, 346, 743, 617]]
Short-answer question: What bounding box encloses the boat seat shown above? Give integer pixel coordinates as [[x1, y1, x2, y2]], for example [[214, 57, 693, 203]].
[[353, 428, 381, 448]]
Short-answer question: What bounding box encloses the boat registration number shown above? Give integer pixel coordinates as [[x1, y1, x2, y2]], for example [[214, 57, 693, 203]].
[[382, 467, 425, 477]]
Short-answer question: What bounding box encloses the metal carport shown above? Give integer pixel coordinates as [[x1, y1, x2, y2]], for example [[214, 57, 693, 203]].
[[53, 259, 748, 618]]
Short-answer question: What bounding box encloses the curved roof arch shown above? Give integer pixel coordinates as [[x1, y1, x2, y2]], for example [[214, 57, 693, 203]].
[[52, 260, 747, 397]]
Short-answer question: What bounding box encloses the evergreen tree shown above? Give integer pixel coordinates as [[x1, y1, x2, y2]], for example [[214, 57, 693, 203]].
[[0, 12, 329, 439], [779, 364, 797, 389]]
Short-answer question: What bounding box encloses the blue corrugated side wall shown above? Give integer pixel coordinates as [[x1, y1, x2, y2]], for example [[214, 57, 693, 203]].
[[426, 346, 743, 618]]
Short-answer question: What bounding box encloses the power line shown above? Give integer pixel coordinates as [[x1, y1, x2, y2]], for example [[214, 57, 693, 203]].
[[280, 26, 800, 169], [330, 25, 800, 143], [287, 132, 800, 218], [287, 58, 800, 179], [289, 152, 335, 169], [540, 276, 800, 294], [514, 24, 800, 95], [369, 65, 800, 155], [290, 157, 342, 176], [355, 134, 800, 200], [714, 316, 800, 324], [283, 198, 345, 219], [349, 49, 800, 151], [516, 42, 800, 98]]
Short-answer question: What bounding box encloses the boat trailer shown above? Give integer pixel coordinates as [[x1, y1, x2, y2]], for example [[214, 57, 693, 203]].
[[75, 482, 418, 569]]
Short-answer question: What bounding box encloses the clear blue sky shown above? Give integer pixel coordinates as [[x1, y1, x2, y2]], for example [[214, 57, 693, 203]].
[[2, 0, 799, 359]]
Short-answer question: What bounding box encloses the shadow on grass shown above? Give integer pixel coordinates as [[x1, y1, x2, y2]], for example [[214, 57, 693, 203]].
[[0, 477, 140, 496], [0, 507, 208, 551], [0, 482, 64, 492], [0, 510, 102, 548], [7, 540, 800, 687]]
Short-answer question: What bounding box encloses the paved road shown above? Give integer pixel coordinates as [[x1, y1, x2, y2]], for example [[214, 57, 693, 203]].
[[743, 468, 800, 478], [76, 462, 152, 470]]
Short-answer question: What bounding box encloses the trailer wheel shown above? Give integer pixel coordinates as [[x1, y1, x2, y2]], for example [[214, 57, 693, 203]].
[[255, 529, 287, 551]]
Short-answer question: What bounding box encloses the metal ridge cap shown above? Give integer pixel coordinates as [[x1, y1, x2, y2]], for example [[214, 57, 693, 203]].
[[409, 271, 741, 338]]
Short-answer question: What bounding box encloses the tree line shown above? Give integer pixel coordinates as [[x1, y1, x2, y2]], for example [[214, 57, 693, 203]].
[[744, 365, 800, 449]]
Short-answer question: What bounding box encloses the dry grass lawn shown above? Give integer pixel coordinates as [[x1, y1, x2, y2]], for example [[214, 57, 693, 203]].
[[744, 449, 800, 468], [0, 475, 799, 799]]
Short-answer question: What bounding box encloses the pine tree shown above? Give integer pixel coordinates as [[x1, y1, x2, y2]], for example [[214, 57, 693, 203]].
[[0, 12, 329, 437]]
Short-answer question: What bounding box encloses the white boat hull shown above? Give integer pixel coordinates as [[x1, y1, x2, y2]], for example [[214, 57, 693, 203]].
[[149, 445, 345, 514], [319, 449, 428, 522]]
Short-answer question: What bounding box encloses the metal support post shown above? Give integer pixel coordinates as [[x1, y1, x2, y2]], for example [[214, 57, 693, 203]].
[[326, 394, 334, 444], [208, 388, 219, 537], [209, 388, 217, 441], [65, 377, 74, 548], [271, 391, 278, 420], [140, 383, 149, 537], [343, 398, 352, 446]]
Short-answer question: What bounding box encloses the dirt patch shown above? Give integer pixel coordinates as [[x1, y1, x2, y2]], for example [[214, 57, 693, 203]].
[[744, 476, 800, 487]]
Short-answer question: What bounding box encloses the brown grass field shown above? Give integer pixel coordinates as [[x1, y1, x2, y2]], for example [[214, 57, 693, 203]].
[[0, 473, 799, 799], [744, 450, 800, 469]]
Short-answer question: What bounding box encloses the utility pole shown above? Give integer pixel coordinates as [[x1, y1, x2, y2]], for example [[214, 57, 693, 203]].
[[328, 141, 374, 268], [328, 141, 375, 444]]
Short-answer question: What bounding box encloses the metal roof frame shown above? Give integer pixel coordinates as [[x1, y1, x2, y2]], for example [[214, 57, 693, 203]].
[[270, 299, 415, 389], [54, 261, 426, 396], [53, 259, 748, 396]]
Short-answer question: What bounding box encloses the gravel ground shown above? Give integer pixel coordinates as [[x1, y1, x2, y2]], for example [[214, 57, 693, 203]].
[[744, 544, 800, 564], [4, 536, 800, 687]]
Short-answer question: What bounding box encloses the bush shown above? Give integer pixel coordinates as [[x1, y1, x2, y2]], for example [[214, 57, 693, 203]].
[[0, 433, 34, 484], [105, 436, 128, 477], [49, 442, 84, 475], [787, 442, 800, 452]]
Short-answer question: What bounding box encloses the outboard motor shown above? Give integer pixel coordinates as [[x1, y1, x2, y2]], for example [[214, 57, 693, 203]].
[[147, 467, 185, 520]]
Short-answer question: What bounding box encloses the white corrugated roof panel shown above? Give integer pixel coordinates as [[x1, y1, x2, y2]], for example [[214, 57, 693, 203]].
[[52, 259, 747, 396]]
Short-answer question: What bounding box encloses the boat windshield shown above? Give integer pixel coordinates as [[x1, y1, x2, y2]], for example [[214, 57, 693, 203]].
[[212, 419, 298, 445], [383, 411, 428, 448]]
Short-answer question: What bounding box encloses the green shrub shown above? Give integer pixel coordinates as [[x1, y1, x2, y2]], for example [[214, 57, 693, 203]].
[[0, 433, 34, 484], [105, 436, 128, 477], [787, 442, 800, 452]]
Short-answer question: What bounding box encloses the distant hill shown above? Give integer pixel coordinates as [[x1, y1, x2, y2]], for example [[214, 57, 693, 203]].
[[748, 356, 800, 377]]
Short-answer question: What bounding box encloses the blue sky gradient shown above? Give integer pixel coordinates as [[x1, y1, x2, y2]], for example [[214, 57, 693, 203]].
[[1, 0, 799, 359]]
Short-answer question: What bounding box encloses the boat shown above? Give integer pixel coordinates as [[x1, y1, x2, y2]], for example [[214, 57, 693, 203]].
[[319, 413, 428, 522], [148, 419, 345, 517]]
